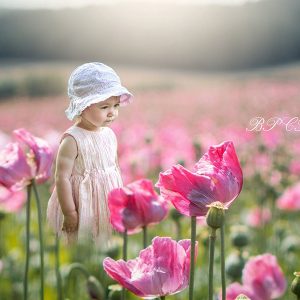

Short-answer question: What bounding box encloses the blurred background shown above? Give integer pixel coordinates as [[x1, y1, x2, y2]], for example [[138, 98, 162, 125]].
[[1, 1, 300, 299]]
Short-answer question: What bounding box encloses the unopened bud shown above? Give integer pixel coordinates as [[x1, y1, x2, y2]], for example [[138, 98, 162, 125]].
[[108, 284, 122, 300], [206, 202, 226, 229], [86, 276, 105, 300], [291, 272, 300, 297]]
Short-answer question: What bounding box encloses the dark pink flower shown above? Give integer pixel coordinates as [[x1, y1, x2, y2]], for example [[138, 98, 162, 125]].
[[0, 143, 32, 190], [13, 128, 53, 184], [277, 183, 300, 211], [242, 254, 286, 300], [0, 185, 26, 213], [156, 141, 243, 217], [108, 179, 169, 234], [103, 236, 198, 298]]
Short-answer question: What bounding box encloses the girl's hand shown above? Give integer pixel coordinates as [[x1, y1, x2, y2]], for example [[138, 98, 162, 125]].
[[62, 211, 78, 233]]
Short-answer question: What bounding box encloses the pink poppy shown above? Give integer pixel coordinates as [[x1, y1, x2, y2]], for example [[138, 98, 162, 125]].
[[221, 283, 255, 300], [108, 179, 169, 234], [242, 254, 286, 300], [103, 236, 198, 299], [156, 141, 243, 217], [0, 185, 26, 213], [277, 183, 300, 211], [13, 128, 53, 184], [0, 143, 32, 190], [246, 207, 271, 228]]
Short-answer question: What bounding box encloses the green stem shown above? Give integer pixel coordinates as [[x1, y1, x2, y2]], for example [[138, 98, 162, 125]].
[[24, 184, 32, 300], [160, 296, 166, 300], [208, 227, 217, 300], [175, 220, 181, 240], [55, 234, 63, 300], [122, 229, 128, 300], [66, 263, 90, 299], [143, 226, 147, 248], [220, 224, 226, 300], [32, 180, 44, 300], [189, 216, 196, 300]]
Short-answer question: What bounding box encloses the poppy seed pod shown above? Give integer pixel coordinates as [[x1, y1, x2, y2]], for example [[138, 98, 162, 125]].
[[231, 227, 250, 248], [291, 272, 300, 297], [206, 202, 226, 229]]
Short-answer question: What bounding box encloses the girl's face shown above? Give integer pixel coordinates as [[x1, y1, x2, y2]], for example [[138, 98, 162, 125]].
[[81, 96, 120, 127]]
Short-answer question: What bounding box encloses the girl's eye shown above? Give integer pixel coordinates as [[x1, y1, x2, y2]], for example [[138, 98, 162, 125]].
[[114, 104, 120, 108], [101, 106, 108, 109]]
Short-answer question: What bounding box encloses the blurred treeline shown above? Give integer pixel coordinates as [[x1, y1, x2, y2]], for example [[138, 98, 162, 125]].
[[0, 0, 300, 71]]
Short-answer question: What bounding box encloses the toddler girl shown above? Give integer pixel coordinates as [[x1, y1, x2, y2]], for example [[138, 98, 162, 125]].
[[47, 62, 133, 246]]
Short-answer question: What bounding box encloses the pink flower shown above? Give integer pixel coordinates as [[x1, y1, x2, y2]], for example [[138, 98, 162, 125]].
[[156, 141, 243, 217], [13, 128, 53, 184], [222, 283, 255, 300], [103, 236, 198, 298], [0, 143, 32, 190], [0, 185, 26, 213], [243, 254, 286, 300], [108, 179, 169, 234], [277, 183, 300, 211], [246, 207, 271, 228]]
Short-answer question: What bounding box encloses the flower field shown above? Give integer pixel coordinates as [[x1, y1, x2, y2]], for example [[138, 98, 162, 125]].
[[0, 62, 300, 300]]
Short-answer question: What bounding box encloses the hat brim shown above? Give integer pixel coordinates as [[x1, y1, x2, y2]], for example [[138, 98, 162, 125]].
[[65, 87, 133, 121]]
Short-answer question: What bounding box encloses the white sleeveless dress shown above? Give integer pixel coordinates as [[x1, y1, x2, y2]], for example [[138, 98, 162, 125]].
[[46, 125, 123, 246]]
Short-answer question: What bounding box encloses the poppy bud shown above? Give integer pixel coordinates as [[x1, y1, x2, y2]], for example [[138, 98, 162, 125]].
[[206, 201, 226, 229], [108, 284, 122, 300], [86, 276, 105, 300], [225, 253, 245, 281], [231, 227, 249, 248], [291, 272, 300, 297]]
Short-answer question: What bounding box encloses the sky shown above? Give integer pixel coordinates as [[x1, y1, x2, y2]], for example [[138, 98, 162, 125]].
[[0, 0, 263, 10]]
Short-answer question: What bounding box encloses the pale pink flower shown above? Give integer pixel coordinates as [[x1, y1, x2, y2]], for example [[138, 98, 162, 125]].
[[13, 128, 53, 184]]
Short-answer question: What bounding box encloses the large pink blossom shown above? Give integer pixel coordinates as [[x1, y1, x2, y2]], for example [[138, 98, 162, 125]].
[[103, 236, 198, 298], [13, 128, 53, 184], [0, 143, 32, 190], [0, 185, 26, 213], [277, 183, 300, 211], [108, 179, 169, 234], [156, 141, 243, 217]]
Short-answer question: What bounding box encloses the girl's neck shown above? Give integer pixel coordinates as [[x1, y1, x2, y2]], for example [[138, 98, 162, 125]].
[[75, 116, 102, 132]]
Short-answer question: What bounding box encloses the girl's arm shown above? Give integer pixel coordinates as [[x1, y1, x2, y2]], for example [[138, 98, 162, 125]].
[[55, 136, 78, 232]]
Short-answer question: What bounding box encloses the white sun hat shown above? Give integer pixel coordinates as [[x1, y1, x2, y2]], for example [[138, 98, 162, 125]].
[[65, 62, 133, 120]]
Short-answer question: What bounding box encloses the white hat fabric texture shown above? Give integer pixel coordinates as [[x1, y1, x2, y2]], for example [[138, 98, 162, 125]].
[[65, 62, 133, 120]]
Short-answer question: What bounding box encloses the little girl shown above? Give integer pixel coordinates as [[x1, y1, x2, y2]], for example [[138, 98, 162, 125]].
[[47, 62, 133, 246]]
